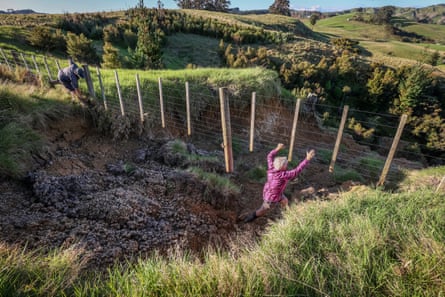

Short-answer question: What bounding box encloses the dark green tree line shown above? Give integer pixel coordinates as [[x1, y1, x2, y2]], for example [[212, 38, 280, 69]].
[[174, 0, 231, 12], [269, 0, 290, 16]]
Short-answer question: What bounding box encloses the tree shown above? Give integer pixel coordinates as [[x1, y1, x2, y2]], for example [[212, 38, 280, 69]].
[[128, 22, 163, 69], [27, 27, 66, 52], [374, 5, 395, 24], [66, 32, 99, 65], [174, 0, 231, 12], [309, 14, 319, 29], [102, 42, 122, 69], [395, 64, 433, 114], [269, 0, 290, 16], [366, 67, 398, 112]]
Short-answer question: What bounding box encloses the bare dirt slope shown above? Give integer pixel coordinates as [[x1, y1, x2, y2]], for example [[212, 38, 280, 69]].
[[0, 111, 355, 270]]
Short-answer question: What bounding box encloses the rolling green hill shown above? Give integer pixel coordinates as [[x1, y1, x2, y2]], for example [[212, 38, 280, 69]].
[[303, 12, 445, 67]]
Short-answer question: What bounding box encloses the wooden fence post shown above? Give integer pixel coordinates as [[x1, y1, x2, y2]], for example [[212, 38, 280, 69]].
[[436, 176, 445, 193], [377, 114, 408, 186], [219, 87, 234, 173], [43, 56, 53, 81], [20, 53, 29, 71], [96, 67, 108, 110], [288, 98, 301, 162], [0, 48, 11, 71], [158, 77, 165, 128], [10, 51, 19, 68], [82, 65, 95, 100], [249, 92, 256, 152], [114, 70, 125, 116], [329, 105, 349, 172], [136, 74, 145, 123], [55, 59, 61, 71], [32, 55, 40, 74], [185, 81, 191, 136]]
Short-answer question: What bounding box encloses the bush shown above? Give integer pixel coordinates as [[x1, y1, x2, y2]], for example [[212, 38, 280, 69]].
[[66, 32, 100, 65]]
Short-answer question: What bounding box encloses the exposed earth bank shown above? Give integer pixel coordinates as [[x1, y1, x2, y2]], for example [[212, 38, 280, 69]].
[[0, 111, 360, 270]]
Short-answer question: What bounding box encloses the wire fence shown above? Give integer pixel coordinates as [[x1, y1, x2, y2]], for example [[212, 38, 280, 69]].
[[1, 47, 444, 186]]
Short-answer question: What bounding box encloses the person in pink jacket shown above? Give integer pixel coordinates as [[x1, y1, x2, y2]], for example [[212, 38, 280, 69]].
[[244, 143, 315, 223]]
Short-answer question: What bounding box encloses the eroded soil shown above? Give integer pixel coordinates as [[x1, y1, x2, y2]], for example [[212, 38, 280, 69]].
[[0, 111, 358, 270]]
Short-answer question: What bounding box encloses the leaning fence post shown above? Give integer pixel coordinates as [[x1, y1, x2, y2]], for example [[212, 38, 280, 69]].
[[10, 51, 19, 68], [43, 56, 53, 81], [114, 70, 125, 116], [136, 73, 145, 123], [32, 55, 40, 74], [377, 114, 408, 186], [436, 176, 445, 193], [96, 67, 108, 110], [329, 105, 349, 172], [185, 81, 191, 136], [288, 98, 301, 162], [55, 59, 61, 71], [219, 87, 234, 173], [0, 48, 11, 71], [249, 92, 256, 152], [20, 53, 29, 71], [158, 77, 165, 128], [82, 64, 95, 99]]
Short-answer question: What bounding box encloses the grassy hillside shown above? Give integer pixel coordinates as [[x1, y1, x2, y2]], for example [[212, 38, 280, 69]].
[[396, 4, 445, 25], [305, 13, 445, 65], [401, 22, 445, 44], [1, 8, 443, 72], [163, 33, 222, 69]]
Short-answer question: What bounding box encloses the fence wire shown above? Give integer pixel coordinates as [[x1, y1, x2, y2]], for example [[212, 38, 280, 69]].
[[2, 47, 444, 186]]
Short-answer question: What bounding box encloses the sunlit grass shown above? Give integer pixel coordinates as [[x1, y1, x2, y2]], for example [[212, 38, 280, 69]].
[[0, 243, 89, 297], [0, 82, 74, 178], [188, 166, 241, 195]]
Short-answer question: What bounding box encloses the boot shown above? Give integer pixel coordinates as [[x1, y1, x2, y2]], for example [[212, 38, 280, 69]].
[[244, 211, 257, 223]]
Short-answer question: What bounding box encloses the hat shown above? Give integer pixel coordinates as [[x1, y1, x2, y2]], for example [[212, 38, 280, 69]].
[[74, 67, 85, 79], [273, 156, 288, 170]]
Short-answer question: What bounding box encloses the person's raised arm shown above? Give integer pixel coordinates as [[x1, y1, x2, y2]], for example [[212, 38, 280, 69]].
[[276, 143, 285, 151]]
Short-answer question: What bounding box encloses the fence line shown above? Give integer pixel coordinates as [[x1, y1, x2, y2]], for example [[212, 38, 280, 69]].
[[1, 47, 444, 186]]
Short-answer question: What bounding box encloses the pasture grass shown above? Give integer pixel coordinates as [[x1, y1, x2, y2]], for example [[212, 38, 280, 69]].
[[0, 83, 71, 178], [307, 13, 445, 67]]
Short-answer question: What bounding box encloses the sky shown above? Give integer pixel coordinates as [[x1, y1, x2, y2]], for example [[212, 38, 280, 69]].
[[0, 0, 444, 14]]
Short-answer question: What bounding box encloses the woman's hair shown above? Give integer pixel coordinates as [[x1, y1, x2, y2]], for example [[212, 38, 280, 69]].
[[273, 156, 288, 170], [74, 67, 85, 79]]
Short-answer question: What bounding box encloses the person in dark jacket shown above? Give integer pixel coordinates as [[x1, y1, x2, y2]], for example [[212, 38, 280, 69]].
[[57, 58, 85, 101], [244, 143, 315, 223]]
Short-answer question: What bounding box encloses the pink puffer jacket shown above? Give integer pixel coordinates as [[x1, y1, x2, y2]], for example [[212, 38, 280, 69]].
[[262, 148, 310, 202]]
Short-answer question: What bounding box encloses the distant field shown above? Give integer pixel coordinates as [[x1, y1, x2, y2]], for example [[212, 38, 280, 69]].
[[402, 23, 445, 44], [361, 40, 445, 62], [304, 13, 445, 67], [306, 13, 392, 41]]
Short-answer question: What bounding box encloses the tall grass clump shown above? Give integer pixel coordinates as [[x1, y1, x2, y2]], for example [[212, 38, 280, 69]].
[[188, 166, 240, 196], [0, 85, 70, 178], [255, 187, 445, 296], [0, 243, 89, 297], [0, 122, 42, 178], [332, 166, 365, 183]]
